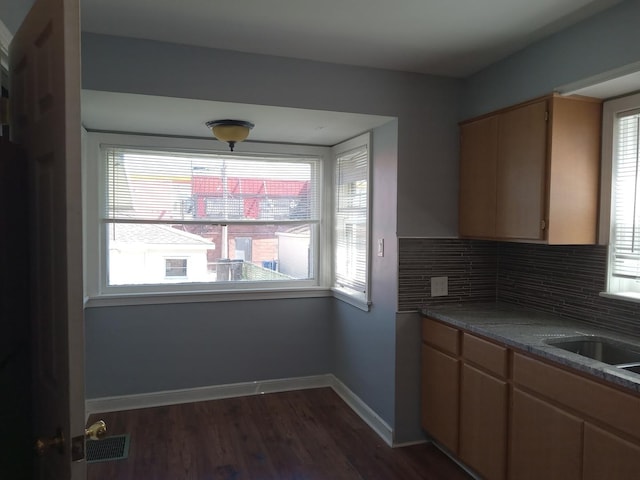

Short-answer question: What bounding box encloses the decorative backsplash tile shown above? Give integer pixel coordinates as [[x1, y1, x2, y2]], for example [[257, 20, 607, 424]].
[[497, 242, 640, 337], [398, 238, 497, 311], [398, 238, 640, 336]]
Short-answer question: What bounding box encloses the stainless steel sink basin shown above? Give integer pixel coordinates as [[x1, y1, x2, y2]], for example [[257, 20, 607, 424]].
[[617, 364, 640, 375], [545, 336, 640, 365]]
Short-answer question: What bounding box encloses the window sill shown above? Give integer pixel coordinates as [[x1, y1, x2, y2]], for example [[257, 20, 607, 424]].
[[331, 287, 371, 312], [84, 287, 333, 308], [599, 291, 640, 304]]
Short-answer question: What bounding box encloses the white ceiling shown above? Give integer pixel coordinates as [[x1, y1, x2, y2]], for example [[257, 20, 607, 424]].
[[81, 0, 621, 78], [79, 0, 624, 143], [81, 90, 394, 146]]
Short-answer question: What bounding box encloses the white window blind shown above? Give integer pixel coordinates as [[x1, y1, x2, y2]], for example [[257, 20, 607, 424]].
[[334, 143, 369, 294], [99, 144, 322, 288], [104, 147, 320, 223], [612, 110, 640, 279]]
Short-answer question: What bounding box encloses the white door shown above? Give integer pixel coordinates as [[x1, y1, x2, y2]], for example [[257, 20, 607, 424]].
[[9, 0, 86, 479]]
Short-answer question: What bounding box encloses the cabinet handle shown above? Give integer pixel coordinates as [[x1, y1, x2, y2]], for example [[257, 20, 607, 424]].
[[541, 220, 547, 230]]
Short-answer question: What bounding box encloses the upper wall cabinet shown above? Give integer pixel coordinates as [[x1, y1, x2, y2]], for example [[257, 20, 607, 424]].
[[459, 95, 602, 244]]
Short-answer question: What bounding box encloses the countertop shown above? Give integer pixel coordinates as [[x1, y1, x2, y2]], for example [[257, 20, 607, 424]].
[[422, 302, 640, 394]]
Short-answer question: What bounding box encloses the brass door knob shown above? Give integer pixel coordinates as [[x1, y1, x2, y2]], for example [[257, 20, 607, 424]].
[[85, 420, 107, 440]]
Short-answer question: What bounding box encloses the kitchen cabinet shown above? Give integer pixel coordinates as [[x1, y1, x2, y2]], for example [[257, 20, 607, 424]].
[[459, 116, 498, 238], [421, 344, 459, 453], [509, 388, 582, 480], [420, 318, 460, 453], [459, 334, 508, 480], [583, 424, 640, 480], [512, 352, 640, 480], [459, 365, 508, 480], [421, 316, 640, 480], [459, 94, 601, 244]]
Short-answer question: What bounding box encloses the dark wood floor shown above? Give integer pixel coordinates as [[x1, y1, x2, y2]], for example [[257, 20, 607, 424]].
[[87, 387, 470, 480]]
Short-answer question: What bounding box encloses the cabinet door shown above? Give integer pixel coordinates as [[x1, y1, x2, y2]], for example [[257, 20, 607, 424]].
[[583, 423, 640, 480], [459, 116, 498, 238], [421, 344, 459, 453], [459, 364, 508, 480], [496, 100, 547, 240], [509, 388, 582, 480]]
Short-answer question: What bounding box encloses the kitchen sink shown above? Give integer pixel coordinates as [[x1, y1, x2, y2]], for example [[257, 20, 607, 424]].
[[545, 336, 640, 365], [617, 363, 640, 375]]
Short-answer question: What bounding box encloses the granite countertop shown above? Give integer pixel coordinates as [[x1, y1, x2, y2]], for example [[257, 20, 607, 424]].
[[422, 302, 640, 394]]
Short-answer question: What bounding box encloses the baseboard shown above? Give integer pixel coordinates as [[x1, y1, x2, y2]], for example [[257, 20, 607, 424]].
[[86, 373, 394, 447], [431, 439, 482, 480], [392, 439, 429, 448], [328, 376, 394, 447], [86, 374, 333, 416]]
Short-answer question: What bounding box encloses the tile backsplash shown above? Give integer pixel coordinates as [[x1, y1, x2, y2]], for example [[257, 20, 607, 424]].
[[497, 242, 640, 336], [398, 238, 497, 309], [398, 238, 640, 336]]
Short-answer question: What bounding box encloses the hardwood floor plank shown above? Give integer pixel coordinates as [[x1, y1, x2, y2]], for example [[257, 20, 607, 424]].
[[87, 387, 470, 480]]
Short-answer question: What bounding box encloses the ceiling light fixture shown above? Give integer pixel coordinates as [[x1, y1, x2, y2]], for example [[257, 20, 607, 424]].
[[206, 119, 255, 151]]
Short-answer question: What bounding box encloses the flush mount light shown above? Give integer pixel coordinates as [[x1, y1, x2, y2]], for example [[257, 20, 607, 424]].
[[205, 119, 255, 151]]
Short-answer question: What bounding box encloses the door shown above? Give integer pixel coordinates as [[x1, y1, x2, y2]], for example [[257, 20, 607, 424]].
[[583, 423, 640, 480], [509, 388, 582, 480], [9, 0, 85, 479], [459, 115, 498, 238], [495, 100, 547, 240], [421, 344, 459, 454], [459, 364, 507, 480]]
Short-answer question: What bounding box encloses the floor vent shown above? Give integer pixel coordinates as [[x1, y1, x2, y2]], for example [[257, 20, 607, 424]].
[[87, 434, 130, 463]]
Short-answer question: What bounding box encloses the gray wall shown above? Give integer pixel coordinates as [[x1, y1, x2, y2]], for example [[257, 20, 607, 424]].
[[81, 32, 463, 238], [332, 120, 399, 430], [0, 0, 33, 34], [85, 119, 403, 434], [80, 33, 457, 435], [464, 0, 640, 118], [85, 298, 333, 397]]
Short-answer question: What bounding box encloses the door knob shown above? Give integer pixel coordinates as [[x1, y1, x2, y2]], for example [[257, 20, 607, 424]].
[[85, 420, 107, 440], [35, 421, 107, 458]]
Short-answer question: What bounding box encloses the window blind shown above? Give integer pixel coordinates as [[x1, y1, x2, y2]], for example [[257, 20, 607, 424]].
[[612, 110, 640, 278], [104, 147, 320, 223], [334, 144, 369, 293]]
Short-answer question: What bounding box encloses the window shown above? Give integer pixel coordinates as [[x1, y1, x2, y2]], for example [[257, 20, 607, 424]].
[[85, 133, 330, 300], [602, 92, 640, 301], [332, 133, 371, 309], [165, 258, 188, 278]]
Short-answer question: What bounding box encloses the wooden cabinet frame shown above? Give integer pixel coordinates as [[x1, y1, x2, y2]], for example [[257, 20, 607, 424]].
[[458, 94, 601, 244], [421, 317, 640, 480]]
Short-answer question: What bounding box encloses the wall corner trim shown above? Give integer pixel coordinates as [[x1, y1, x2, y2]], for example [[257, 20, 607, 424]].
[[85, 373, 394, 447]]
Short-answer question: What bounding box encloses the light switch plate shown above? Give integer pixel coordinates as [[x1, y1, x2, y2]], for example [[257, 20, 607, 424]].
[[431, 276, 448, 297]]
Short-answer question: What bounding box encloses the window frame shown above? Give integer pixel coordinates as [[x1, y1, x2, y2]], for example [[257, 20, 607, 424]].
[[83, 132, 333, 306], [600, 91, 640, 303], [165, 258, 188, 278], [331, 133, 372, 311]]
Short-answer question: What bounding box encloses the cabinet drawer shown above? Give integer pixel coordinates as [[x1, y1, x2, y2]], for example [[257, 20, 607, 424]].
[[512, 353, 640, 441], [462, 333, 507, 378], [422, 317, 459, 355]]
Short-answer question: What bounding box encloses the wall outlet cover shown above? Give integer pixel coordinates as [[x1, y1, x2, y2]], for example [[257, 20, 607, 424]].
[[431, 276, 448, 297]]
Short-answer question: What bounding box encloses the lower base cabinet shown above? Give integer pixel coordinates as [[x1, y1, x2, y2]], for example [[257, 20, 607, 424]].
[[509, 388, 582, 480], [421, 344, 459, 454], [421, 317, 640, 480], [459, 364, 508, 480], [583, 423, 640, 480]]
